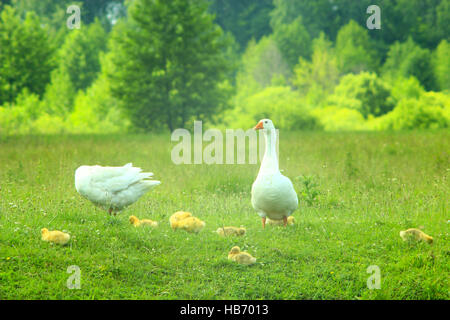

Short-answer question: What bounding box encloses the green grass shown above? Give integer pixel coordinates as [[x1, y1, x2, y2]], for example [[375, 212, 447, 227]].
[[0, 131, 448, 299]]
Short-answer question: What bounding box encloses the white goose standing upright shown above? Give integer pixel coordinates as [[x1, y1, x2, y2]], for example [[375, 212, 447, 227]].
[[251, 119, 298, 228], [75, 163, 160, 215]]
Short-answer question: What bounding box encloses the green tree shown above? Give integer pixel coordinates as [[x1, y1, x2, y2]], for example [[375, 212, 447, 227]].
[[433, 40, 450, 91], [208, 0, 273, 50], [0, 1, 12, 9], [435, 0, 450, 47], [12, 0, 127, 39], [232, 36, 291, 118], [42, 70, 76, 116], [382, 37, 436, 91], [76, 0, 126, 25], [42, 20, 107, 116], [335, 20, 378, 74], [56, 20, 107, 92], [237, 36, 290, 90], [0, 6, 54, 106], [392, 0, 449, 49], [12, 0, 82, 47], [273, 16, 312, 68], [270, 0, 340, 39], [269, 0, 447, 52], [107, 0, 233, 131], [293, 33, 339, 94], [70, 73, 129, 133]]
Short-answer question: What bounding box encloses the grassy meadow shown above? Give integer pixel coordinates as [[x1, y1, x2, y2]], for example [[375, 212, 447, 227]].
[[0, 131, 448, 299]]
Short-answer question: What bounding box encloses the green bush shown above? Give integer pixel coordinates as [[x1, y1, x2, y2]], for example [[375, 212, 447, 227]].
[[0, 105, 31, 135], [311, 106, 366, 131], [226, 86, 319, 130], [327, 72, 394, 118], [0, 90, 41, 135], [31, 113, 67, 134], [0, 75, 129, 135], [386, 75, 425, 104], [69, 74, 129, 133], [374, 92, 450, 130]]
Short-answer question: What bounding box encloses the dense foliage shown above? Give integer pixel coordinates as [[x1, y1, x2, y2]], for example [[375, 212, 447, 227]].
[[0, 0, 448, 135], [106, 0, 233, 131], [0, 6, 54, 106]]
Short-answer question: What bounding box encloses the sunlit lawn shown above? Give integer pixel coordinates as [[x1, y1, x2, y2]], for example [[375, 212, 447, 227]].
[[0, 131, 448, 299]]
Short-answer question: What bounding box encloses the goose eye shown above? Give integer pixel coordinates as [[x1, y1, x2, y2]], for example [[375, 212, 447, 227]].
[[264, 121, 268, 124]]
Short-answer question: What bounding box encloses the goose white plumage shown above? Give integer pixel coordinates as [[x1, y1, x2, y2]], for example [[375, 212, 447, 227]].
[[75, 163, 160, 215], [251, 119, 298, 228]]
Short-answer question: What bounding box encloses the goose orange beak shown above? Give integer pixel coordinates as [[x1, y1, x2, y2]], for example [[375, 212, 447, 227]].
[[253, 121, 264, 130]]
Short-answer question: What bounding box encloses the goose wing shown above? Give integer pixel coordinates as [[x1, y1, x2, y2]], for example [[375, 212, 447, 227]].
[[89, 163, 156, 194], [75, 163, 160, 209]]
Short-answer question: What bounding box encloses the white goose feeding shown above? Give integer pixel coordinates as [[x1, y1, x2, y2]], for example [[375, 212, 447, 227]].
[[75, 163, 160, 215], [251, 119, 298, 228]]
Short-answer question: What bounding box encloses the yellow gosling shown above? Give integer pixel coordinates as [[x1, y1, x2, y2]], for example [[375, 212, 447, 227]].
[[216, 226, 246, 236], [228, 246, 256, 265], [41, 228, 70, 245], [267, 216, 295, 226], [129, 215, 158, 227], [400, 228, 433, 244], [171, 216, 205, 233], [140, 219, 158, 227], [129, 215, 140, 226], [169, 211, 193, 229]]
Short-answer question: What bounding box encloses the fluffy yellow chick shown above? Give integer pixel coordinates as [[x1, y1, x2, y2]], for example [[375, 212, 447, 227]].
[[129, 215, 158, 227], [171, 216, 205, 233], [169, 211, 193, 229], [400, 228, 433, 244], [267, 216, 295, 226], [228, 246, 256, 265], [216, 226, 246, 236], [41, 228, 70, 245]]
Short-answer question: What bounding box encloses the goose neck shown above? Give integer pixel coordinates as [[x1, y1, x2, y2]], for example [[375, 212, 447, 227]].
[[260, 129, 279, 173]]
